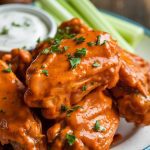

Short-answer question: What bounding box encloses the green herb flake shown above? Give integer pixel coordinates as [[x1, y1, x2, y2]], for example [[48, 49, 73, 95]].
[[74, 48, 87, 57], [37, 37, 41, 44], [87, 42, 95, 46], [82, 85, 87, 91], [93, 120, 100, 132], [3, 64, 12, 73], [96, 35, 107, 45], [50, 45, 61, 53], [41, 48, 50, 55], [24, 21, 30, 27], [41, 65, 46, 69], [66, 53, 72, 60], [69, 57, 81, 69], [61, 105, 68, 112], [74, 37, 85, 44], [11, 22, 21, 27], [63, 46, 69, 51], [41, 70, 49, 76], [0, 26, 9, 35], [67, 105, 82, 117], [93, 120, 106, 132], [66, 133, 76, 146], [92, 61, 100, 68]]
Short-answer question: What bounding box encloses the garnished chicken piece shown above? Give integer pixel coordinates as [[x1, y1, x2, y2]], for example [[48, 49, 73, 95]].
[[0, 60, 46, 150], [2, 48, 32, 82], [25, 30, 121, 119], [31, 18, 91, 59], [47, 88, 119, 150], [59, 18, 91, 34], [111, 50, 150, 125]]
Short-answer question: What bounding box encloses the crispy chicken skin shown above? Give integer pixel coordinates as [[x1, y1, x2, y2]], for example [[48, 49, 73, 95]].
[[2, 48, 32, 82], [0, 60, 46, 150], [59, 18, 91, 34], [111, 50, 150, 125], [25, 30, 121, 119], [47, 88, 119, 150], [31, 18, 91, 59]]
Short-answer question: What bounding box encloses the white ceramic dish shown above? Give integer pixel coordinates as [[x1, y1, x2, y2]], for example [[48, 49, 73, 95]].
[[0, 4, 57, 51]]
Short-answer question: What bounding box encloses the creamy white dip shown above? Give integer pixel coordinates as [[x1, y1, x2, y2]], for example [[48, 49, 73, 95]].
[[0, 11, 49, 51]]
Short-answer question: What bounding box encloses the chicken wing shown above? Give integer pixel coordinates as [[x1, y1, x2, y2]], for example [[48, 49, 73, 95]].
[[111, 50, 150, 125], [47, 88, 119, 150], [0, 60, 46, 150], [25, 30, 121, 119], [2, 48, 32, 83]]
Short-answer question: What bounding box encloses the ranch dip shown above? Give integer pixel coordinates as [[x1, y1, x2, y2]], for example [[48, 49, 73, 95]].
[[0, 11, 49, 51]]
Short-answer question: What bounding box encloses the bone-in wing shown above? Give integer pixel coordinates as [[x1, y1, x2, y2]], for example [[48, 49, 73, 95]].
[[0, 60, 46, 150], [25, 31, 121, 119], [47, 88, 119, 150], [111, 50, 150, 125]]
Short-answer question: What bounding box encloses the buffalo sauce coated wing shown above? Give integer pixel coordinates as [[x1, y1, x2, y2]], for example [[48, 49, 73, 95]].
[[47, 88, 119, 150], [111, 50, 150, 125], [0, 60, 46, 150], [2, 48, 32, 83], [25, 30, 121, 119]]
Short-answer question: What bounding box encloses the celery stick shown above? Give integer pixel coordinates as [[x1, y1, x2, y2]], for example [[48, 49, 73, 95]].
[[35, 1, 61, 25], [57, 0, 81, 18], [67, 0, 134, 52], [57, 0, 90, 26], [40, 0, 73, 21], [101, 12, 144, 47]]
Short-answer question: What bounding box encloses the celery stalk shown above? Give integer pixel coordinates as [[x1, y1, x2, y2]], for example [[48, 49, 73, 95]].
[[35, 1, 61, 25], [67, 0, 134, 52], [40, 0, 73, 21], [101, 12, 144, 47]]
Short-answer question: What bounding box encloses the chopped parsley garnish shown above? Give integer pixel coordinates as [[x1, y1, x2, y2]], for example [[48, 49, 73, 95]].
[[50, 45, 61, 53], [92, 61, 100, 68], [61, 105, 68, 112], [67, 105, 82, 117], [11, 22, 21, 27], [66, 53, 72, 59], [93, 120, 105, 132], [96, 35, 107, 45], [66, 133, 76, 146], [3, 64, 12, 73], [74, 48, 87, 57], [22, 46, 27, 49], [74, 36, 85, 44], [63, 46, 69, 51], [69, 57, 81, 69], [37, 37, 41, 43], [96, 35, 101, 45], [41, 65, 46, 69], [24, 21, 30, 27], [0, 26, 9, 35], [87, 42, 95, 46], [41, 70, 49, 76], [41, 48, 50, 55], [82, 85, 87, 91]]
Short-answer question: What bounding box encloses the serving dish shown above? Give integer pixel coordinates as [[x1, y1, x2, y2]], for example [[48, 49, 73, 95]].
[[0, 4, 57, 51], [0, 3, 149, 150]]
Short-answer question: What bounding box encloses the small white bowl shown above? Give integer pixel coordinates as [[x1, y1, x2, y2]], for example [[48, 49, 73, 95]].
[[0, 4, 57, 51]]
